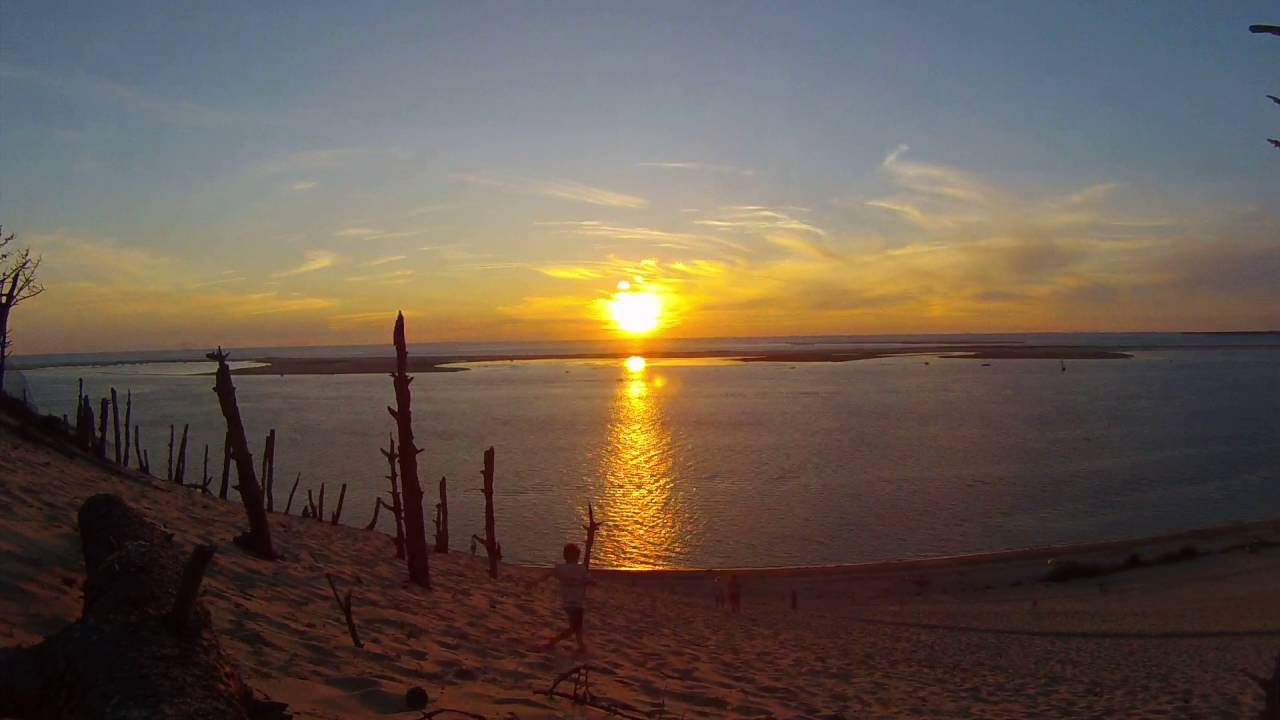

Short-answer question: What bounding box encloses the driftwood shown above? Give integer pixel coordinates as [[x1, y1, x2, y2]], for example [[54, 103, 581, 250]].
[[388, 312, 430, 588], [434, 476, 449, 553], [324, 574, 363, 648], [583, 503, 602, 570], [380, 435, 406, 559], [208, 347, 276, 559], [0, 494, 286, 720], [330, 483, 347, 525], [110, 388, 121, 465], [284, 473, 301, 515], [474, 446, 500, 579], [543, 665, 647, 720]]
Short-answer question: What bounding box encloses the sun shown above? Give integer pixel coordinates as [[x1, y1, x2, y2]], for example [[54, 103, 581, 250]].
[[607, 287, 662, 335], [624, 355, 647, 372]]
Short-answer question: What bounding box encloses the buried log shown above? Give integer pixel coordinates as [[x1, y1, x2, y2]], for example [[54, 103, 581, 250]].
[[324, 573, 363, 648], [0, 494, 286, 720]]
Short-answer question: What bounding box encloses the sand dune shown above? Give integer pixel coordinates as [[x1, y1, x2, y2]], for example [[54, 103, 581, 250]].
[[2, 413, 1277, 718]]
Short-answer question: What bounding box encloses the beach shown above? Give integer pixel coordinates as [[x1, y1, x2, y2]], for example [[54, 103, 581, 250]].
[[3, 405, 1277, 718]]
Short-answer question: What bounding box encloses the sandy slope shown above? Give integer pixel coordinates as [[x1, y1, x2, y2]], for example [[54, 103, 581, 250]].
[[2, 415, 1278, 719]]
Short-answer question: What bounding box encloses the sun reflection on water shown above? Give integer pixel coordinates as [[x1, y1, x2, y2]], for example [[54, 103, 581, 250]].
[[591, 357, 686, 569]]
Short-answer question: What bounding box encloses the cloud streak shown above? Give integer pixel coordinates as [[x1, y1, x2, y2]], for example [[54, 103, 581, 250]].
[[455, 174, 649, 208], [272, 250, 338, 278]]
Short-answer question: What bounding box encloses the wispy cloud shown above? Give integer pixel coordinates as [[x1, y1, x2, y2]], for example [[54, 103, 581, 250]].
[[287, 180, 317, 192], [363, 255, 406, 267], [455, 174, 649, 208], [637, 161, 755, 177], [272, 250, 338, 278], [0, 62, 254, 128], [336, 227, 420, 241], [255, 148, 361, 176]]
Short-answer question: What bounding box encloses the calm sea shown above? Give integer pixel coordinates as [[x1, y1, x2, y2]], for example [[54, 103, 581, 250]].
[[12, 334, 1280, 569]]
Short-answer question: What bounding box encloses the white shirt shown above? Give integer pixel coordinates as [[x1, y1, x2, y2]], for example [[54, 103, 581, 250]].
[[553, 563, 590, 608]]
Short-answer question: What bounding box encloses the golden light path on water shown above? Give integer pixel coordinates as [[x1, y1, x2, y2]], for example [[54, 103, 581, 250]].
[[591, 356, 688, 569]]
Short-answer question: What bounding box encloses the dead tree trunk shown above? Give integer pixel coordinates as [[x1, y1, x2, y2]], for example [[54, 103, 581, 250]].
[[330, 483, 347, 525], [167, 424, 175, 481], [324, 574, 363, 648], [388, 312, 430, 588], [174, 424, 190, 485], [218, 429, 231, 500], [261, 429, 276, 513], [110, 388, 121, 465], [122, 390, 132, 467], [75, 394, 92, 449], [284, 473, 301, 515], [200, 443, 211, 495], [365, 497, 385, 530], [475, 446, 500, 579], [583, 503, 602, 570], [97, 398, 108, 459], [134, 424, 146, 473], [435, 476, 449, 553], [208, 347, 275, 559], [380, 435, 405, 559], [317, 482, 326, 524], [0, 494, 285, 720]]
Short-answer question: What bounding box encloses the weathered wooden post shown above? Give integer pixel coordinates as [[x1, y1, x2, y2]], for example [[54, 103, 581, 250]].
[[110, 388, 121, 465], [365, 498, 385, 531], [317, 482, 326, 524], [583, 503, 602, 570], [388, 312, 430, 588], [434, 475, 449, 553], [167, 424, 175, 481], [207, 347, 275, 559], [471, 446, 500, 579], [380, 435, 405, 559]]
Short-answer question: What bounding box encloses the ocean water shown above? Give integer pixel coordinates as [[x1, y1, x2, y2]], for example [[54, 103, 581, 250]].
[[14, 338, 1280, 570]]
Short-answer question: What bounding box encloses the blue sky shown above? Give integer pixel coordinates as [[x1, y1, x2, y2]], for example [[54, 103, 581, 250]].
[[2, 1, 1277, 352]]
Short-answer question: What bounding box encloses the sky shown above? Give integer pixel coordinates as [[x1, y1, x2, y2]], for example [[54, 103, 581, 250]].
[[2, 1, 1277, 354]]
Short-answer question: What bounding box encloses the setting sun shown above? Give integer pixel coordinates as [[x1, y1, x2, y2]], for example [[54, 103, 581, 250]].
[[607, 289, 662, 335], [624, 355, 647, 372]]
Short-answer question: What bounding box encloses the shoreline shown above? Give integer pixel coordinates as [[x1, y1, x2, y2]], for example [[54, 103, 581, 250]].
[[552, 515, 1280, 580], [13, 341, 1280, 375]]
